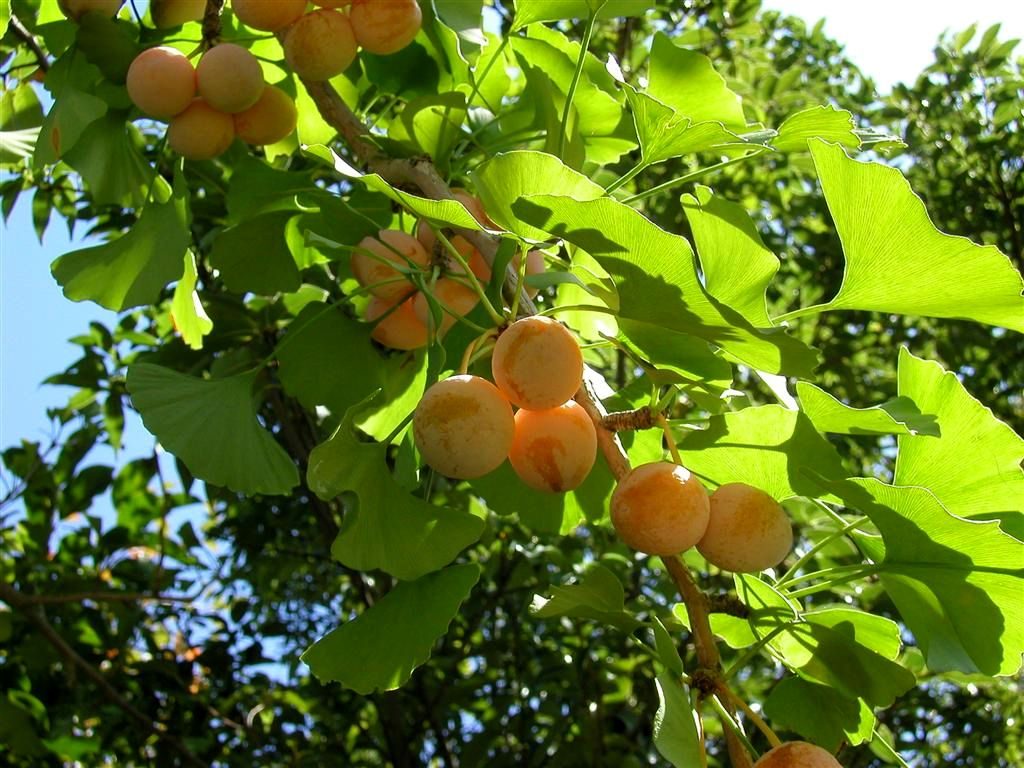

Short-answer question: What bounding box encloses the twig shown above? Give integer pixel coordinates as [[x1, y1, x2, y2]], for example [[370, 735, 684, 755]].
[[717, 684, 783, 749], [601, 406, 656, 431], [0, 582, 206, 768], [8, 13, 50, 72], [17, 591, 193, 605], [201, 0, 224, 48]]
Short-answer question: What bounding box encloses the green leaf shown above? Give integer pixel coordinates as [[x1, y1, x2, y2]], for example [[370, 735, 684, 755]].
[[472, 150, 605, 240], [0, 83, 43, 164], [51, 177, 189, 311], [624, 86, 744, 166], [302, 564, 480, 693], [796, 381, 940, 437], [511, 0, 653, 30], [34, 50, 107, 166], [74, 13, 139, 84], [800, 140, 1024, 331], [170, 251, 212, 350], [823, 478, 1024, 675], [0, 0, 9, 36], [772, 106, 859, 153], [531, 564, 640, 632], [225, 158, 318, 220], [63, 114, 151, 207], [647, 32, 745, 129], [127, 363, 299, 496], [209, 212, 302, 295], [276, 304, 426, 438], [308, 397, 485, 581], [0, 127, 40, 163], [362, 42, 441, 98], [895, 349, 1024, 522], [682, 185, 778, 326], [764, 678, 874, 751], [398, 91, 467, 173], [679, 406, 847, 500], [653, 671, 702, 768], [434, 0, 485, 45], [804, 608, 904, 660], [0, 697, 45, 757], [651, 615, 684, 675], [513, 194, 819, 376]]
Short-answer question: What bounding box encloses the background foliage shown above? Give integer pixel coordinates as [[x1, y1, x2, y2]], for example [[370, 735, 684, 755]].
[[1, 1, 1022, 766]]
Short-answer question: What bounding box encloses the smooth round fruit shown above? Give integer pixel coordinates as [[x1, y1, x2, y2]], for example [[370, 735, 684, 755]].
[[126, 47, 196, 119], [233, 85, 297, 145], [697, 483, 793, 573], [150, 0, 205, 27], [611, 462, 710, 556], [753, 742, 843, 768], [167, 100, 235, 160], [349, 0, 422, 55], [283, 9, 357, 81], [413, 375, 515, 479], [232, 0, 306, 30], [58, 0, 123, 20], [351, 230, 429, 300], [452, 188, 493, 227], [491, 316, 583, 410], [313, 0, 350, 7], [509, 401, 596, 493], [197, 44, 264, 114], [413, 278, 478, 336], [366, 295, 428, 351]]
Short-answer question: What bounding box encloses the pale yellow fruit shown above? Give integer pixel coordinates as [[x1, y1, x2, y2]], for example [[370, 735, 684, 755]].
[[351, 230, 429, 300], [167, 99, 235, 160], [197, 44, 264, 114], [697, 483, 793, 573], [313, 0, 350, 7], [509, 401, 596, 493], [414, 375, 515, 479], [366, 295, 428, 351], [232, 0, 307, 30], [58, 0, 123, 20], [611, 462, 710, 556], [349, 0, 422, 55], [491, 316, 583, 410], [412, 278, 478, 336], [753, 742, 844, 768], [233, 85, 297, 145], [150, 0, 205, 27], [126, 47, 196, 120], [283, 9, 357, 81]]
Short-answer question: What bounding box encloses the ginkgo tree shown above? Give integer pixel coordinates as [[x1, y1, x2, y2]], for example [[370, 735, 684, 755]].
[[1, 0, 1022, 766]]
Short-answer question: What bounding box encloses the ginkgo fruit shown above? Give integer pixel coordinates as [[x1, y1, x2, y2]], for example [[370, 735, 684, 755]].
[[283, 9, 357, 81], [126, 46, 196, 120], [491, 316, 583, 410], [413, 375, 515, 479], [753, 742, 843, 768], [508, 401, 597, 493], [412, 279, 479, 336], [611, 462, 710, 556], [233, 85, 298, 145], [232, 0, 306, 31], [366, 295, 428, 351], [196, 43, 264, 114], [168, 100, 235, 160], [697, 483, 793, 573], [351, 230, 429, 300], [349, 0, 423, 55], [150, 0, 205, 27], [58, 0, 123, 20]]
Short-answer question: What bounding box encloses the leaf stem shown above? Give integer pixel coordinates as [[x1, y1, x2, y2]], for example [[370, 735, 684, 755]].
[[775, 514, 870, 587], [772, 303, 829, 324], [658, 413, 683, 465], [717, 685, 783, 748], [605, 161, 648, 195], [621, 150, 768, 205], [708, 694, 758, 762], [435, 231, 505, 327], [557, 5, 603, 160]]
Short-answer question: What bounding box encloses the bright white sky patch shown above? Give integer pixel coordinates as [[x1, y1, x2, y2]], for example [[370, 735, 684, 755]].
[[762, 0, 1024, 91]]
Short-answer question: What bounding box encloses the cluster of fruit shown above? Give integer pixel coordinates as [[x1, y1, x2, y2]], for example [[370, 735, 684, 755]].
[[355, 190, 544, 350], [612, 464, 793, 573], [126, 42, 297, 160], [229, 0, 422, 81], [414, 316, 597, 494]]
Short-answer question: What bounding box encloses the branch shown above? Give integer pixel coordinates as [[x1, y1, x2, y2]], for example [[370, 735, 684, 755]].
[[201, 0, 224, 48], [17, 591, 193, 605], [601, 406, 656, 432], [8, 13, 49, 73], [0, 582, 206, 768]]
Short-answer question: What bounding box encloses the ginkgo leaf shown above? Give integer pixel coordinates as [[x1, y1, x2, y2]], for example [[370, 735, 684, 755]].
[[895, 349, 1024, 528], [513, 194, 819, 376], [302, 564, 480, 693], [653, 671, 703, 768], [790, 141, 1024, 331], [307, 396, 485, 581], [170, 251, 212, 350], [797, 381, 939, 437], [772, 106, 859, 153], [647, 32, 746, 129], [682, 185, 778, 326], [127, 364, 299, 496], [511, 0, 654, 31], [51, 176, 188, 311]]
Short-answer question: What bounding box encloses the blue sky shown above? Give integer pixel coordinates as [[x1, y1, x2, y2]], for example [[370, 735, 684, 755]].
[[2, 0, 1023, 478]]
